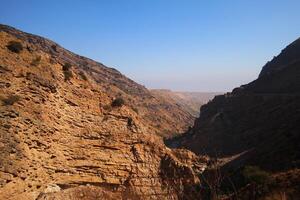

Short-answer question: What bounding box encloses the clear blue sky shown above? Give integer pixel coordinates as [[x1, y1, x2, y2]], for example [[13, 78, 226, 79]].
[[1, 0, 300, 92]]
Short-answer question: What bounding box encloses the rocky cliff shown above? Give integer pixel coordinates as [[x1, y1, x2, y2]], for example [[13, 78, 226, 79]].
[[0, 25, 207, 200], [170, 38, 300, 172]]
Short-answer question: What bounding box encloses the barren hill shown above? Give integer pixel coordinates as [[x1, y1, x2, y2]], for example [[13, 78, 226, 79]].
[[151, 89, 221, 117], [0, 24, 195, 138], [168, 37, 300, 198], [0, 25, 206, 200]]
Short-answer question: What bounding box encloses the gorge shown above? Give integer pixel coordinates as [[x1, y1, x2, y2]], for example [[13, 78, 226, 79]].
[[0, 24, 299, 199]]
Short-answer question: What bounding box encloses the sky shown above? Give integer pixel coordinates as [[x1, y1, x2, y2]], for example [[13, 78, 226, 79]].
[[1, 0, 300, 92]]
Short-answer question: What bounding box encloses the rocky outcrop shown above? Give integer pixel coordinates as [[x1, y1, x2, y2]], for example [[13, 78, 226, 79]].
[[0, 25, 207, 199]]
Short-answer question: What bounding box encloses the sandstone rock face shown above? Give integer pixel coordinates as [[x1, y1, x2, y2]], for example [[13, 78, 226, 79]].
[[170, 38, 300, 171], [0, 25, 207, 199], [0, 24, 194, 138]]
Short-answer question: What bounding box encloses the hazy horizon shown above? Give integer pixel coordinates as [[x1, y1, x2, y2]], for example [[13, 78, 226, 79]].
[[1, 0, 300, 92]]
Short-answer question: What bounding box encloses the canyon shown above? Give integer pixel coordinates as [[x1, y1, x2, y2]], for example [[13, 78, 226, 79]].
[[0, 24, 299, 199], [168, 36, 300, 198], [151, 89, 221, 118]]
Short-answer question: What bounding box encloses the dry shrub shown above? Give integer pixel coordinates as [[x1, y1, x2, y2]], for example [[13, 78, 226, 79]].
[[1, 95, 21, 105], [6, 41, 23, 53], [111, 98, 125, 107]]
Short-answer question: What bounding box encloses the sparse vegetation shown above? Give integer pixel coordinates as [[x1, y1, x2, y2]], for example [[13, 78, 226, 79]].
[[6, 41, 23, 53], [200, 162, 224, 200], [31, 55, 42, 66], [63, 70, 73, 81], [1, 95, 21, 105], [62, 62, 73, 81], [127, 117, 133, 126], [111, 97, 125, 107], [243, 166, 270, 185], [51, 44, 58, 52], [79, 71, 88, 81], [62, 63, 72, 71]]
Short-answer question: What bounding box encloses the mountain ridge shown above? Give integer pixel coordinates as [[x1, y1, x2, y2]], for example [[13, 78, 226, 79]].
[[259, 37, 300, 77], [0, 24, 206, 200], [170, 37, 300, 169], [0, 24, 194, 137], [166, 36, 300, 198]]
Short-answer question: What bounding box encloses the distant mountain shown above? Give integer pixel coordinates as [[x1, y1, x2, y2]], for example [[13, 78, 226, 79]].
[[151, 89, 221, 117]]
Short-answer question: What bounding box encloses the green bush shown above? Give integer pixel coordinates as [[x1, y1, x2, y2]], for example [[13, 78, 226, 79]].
[[62, 63, 72, 71], [127, 117, 133, 126], [62, 63, 73, 81], [1, 95, 21, 105], [127, 117, 134, 127], [51, 44, 58, 52], [63, 70, 73, 81], [111, 97, 125, 107], [79, 71, 88, 81], [243, 166, 270, 185], [6, 41, 23, 53]]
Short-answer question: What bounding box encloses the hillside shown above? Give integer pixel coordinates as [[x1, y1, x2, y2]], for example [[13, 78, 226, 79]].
[[168, 38, 300, 198], [0, 25, 207, 200], [0, 25, 195, 138], [151, 89, 220, 117], [170, 37, 300, 167]]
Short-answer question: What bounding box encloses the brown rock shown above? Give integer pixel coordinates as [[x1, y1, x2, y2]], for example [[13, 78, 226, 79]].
[[0, 24, 207, 200]]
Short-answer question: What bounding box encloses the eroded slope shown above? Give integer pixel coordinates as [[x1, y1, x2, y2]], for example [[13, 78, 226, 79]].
[[0, 24, 194, 138], [0, 26, 207, 200]]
